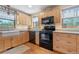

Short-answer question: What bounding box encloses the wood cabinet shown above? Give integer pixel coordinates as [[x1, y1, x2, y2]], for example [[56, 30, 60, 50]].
[[0, 36, 12, 52], [0, 31, 29, 52], [38, 6, 61, 30], [38, 12, 45, 29], [12, 31, 29, 47], [0, 37, 4, 52], [38, 6, 61, 24], [0, 36, 13, 52], [53, 32, 76, 54], [76, 35, 79, 53], [4, 37, 12, 50], [12, 34, 22, 47], [22, 32, 29, 43], [16, 12, 32, 26], [12, 35, 19, 47], [50, 6, 61, 23]]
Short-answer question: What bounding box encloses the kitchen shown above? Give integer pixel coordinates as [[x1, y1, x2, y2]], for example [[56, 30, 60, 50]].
[[0, 5, 79, 54]]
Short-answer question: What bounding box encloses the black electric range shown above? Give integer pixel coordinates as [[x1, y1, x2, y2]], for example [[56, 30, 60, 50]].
[[39, 26, 55, 50]]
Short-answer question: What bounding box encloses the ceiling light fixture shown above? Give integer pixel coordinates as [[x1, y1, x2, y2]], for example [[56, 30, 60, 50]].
[[28, 5, 32, 8]]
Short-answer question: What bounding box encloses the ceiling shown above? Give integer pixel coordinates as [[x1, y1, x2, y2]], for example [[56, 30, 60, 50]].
[[10, 5, 52, 15]]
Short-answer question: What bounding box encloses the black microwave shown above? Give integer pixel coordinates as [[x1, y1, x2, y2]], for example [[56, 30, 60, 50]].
[[42, 16, 54, 24]]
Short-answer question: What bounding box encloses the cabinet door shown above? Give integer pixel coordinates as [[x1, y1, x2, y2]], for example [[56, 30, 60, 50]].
[[16, 12, 31, 25], [50, 6, 60, 23], [18, 33, 23, 45], [0, 37, 4, 52], [76, 35, 79, 54], [12, 35, 22, 47], [22, 32, 29, 43], [53, 32, 76, 54], [12, 35, 18, 47], [4, 37, 12, 50]]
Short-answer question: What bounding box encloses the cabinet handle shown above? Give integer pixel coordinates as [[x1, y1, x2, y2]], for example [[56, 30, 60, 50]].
[[67, 49, 72, 53], [56, 46, 59, 48], [66, 41, 71, 44], [56, 39, 60, 41]]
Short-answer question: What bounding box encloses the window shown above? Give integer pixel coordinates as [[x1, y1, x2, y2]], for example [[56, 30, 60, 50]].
[[63, 17, 79, 28], [0, 18, 15, 30], [0, 6, 16, 30], [62, 6, 79, 30], [32, 16, 39, 31]]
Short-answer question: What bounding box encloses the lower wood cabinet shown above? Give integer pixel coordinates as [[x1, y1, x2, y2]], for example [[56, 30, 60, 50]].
[[0, 31, 29, 52], [4, 37, 12, 50], [0, 36, 12, 52], [53, 32, 76, 54], [12, 35, 22, 47], [0, 37, 4, 52], [12, 31, 29, 47], [22, 32, 29, 43], [76, 35, 79, 54]]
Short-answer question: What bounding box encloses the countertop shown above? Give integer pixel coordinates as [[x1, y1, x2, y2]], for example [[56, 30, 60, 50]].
[[54, 29, 79, 34], [1, 28, 79, 36], [0, 29, 29, 37]]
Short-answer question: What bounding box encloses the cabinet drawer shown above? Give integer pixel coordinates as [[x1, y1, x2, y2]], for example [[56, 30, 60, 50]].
[[53, 33, 76, 44], [53, 32, 68, 37], [53, 42, 76, 54]]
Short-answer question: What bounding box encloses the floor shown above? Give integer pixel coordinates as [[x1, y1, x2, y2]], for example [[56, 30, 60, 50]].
[[3, 45, 30, 54], [23, 42, 58, 54], [2, 42, 58, 54]]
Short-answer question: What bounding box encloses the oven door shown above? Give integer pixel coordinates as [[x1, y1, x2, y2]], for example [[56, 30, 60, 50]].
[[40, 31, 52, 41], [39, 31, 53, 50], [41, 33, 50, 41]]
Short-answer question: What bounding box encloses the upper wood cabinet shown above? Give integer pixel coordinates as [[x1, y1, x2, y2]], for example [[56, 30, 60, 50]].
[[16, 12, 32, 26], [38, 6, 61, 23], [51, 6, 61, 23]]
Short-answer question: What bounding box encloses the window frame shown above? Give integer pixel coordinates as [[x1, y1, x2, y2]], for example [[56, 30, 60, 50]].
[[62, 6, 79, 30]]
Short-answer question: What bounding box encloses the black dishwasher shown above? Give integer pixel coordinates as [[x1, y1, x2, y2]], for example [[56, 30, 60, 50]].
[[29, 31, 35, 44]]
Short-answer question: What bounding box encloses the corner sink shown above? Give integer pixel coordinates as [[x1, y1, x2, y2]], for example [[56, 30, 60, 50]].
[[0, 30, 20, 37]]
